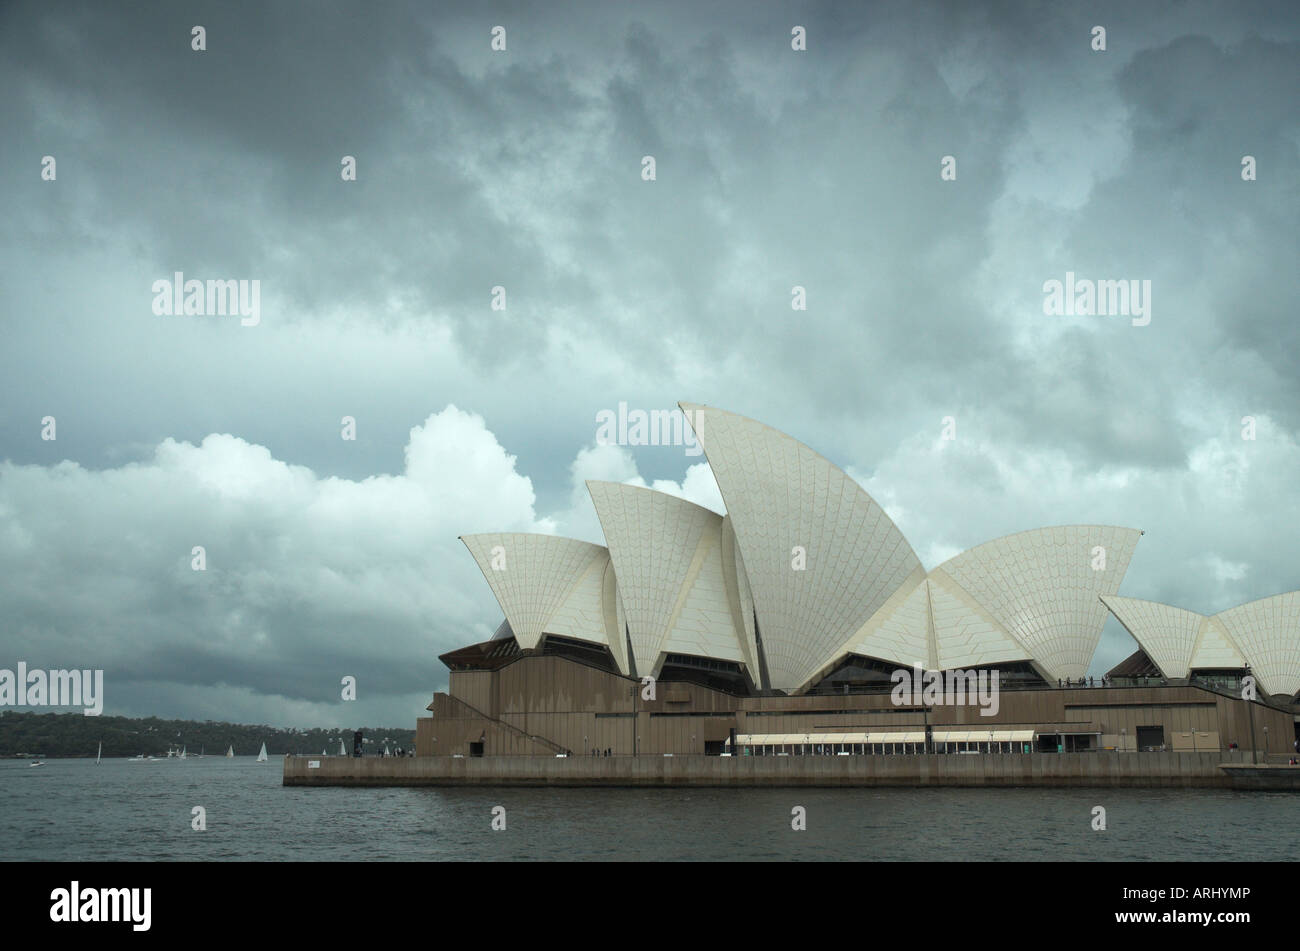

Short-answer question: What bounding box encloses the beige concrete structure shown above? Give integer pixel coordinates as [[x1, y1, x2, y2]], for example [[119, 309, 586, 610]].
[[286, 748, 1259, 788], [423, 652, 1295, 760]]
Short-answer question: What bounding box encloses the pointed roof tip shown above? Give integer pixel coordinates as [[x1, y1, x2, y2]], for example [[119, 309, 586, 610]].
[[585, 478, 629, 488], [587, 477, 725, 516], [678, 401, 705, 425], [584, 477, 628, 496]]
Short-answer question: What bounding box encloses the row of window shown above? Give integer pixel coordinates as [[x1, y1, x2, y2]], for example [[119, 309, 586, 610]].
[[736, 742, 1035, 756]]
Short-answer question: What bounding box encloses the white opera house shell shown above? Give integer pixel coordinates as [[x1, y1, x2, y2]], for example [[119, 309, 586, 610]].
[[1101, 593, 1300, 700], [457, 403, 1172, 697]]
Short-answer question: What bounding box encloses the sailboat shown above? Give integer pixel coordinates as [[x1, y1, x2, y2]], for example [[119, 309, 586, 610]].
[[383, 743, 390, 757], [256, 742, 268, 763], [180, 746, 187, 760], [96, 742, 102, 765], [226, 745, 234, 758], [338, 739, 346, 756]]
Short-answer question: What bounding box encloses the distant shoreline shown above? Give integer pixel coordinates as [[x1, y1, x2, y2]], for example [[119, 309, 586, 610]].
[[0, 710, 417, 758]]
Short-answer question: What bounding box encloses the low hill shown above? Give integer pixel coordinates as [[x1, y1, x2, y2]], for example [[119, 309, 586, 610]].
[[0, 711, 416, 758]]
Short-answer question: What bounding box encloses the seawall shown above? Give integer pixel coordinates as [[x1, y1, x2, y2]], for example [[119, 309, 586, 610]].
[[282, 751, 1255, 788]]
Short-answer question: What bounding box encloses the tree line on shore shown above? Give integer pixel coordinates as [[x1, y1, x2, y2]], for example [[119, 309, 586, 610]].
[[0, 710, 416, 758]]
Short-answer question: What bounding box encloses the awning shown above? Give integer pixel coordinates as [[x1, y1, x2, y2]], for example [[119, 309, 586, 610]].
[[933, 730, 1035, 743], [732, 732, 926, 746], [732, 730, 1040, 746]]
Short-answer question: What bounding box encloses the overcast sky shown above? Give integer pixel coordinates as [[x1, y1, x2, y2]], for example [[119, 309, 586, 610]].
[[2, 0, 1298, 727]]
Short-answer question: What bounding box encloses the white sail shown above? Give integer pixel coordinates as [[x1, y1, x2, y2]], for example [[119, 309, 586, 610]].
[[383, 743, 390, 757], [257, 742, 268, 762], [180, 746, 186, 760], [226, 745, 234, 758], [96, 741, 102, 765], [339, 739, 346, 756]]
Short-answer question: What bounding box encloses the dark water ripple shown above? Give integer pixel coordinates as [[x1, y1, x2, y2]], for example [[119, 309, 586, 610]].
[[2, 758, 1298, 861]]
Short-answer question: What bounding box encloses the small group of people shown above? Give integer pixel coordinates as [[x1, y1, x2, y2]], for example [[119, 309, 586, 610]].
[[1059, 676, 1109, 687], [589, 748, 613, 756]]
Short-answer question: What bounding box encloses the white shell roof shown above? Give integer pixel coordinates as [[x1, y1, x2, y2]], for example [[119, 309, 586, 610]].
[[1214, 591, 1300, 697], [1100, 595, 1205, 680], [935, 525, 1141, 682], [680, 402, 923, 692], [1100, 592, 1299, 696], [815, 569, 1038, 686], [586, 480, 750, 677], [1188, 615, 1245, 670], [546, 548, 615, 648], [928, 570, 1033, 671], [837, 571, 932, 672], [459, 533, 612, 652], [721, 515, 762, 676], [458, 407, 1159, 692]]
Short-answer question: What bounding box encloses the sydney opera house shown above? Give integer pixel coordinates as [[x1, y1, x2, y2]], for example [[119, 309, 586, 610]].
[[417, 404, 1298, 759]]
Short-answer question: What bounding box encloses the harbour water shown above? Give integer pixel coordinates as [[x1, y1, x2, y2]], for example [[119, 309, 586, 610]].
[[3, 757, 1297, 861]]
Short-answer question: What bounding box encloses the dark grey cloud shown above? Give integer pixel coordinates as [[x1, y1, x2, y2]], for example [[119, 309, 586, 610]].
[[1, 0, 1297, 722]]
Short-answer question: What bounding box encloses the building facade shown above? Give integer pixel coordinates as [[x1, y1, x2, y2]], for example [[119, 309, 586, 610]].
[[420, 404, 1299, 758]]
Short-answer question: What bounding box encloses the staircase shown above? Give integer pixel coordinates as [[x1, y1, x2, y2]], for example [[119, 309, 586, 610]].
[[443, 694, 567, 755]]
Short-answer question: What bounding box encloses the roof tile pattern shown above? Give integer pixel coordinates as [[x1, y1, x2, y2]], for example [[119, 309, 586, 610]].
[[546, 551, 613, 647], [839, 571, 930, 671], [1188, 616, 1245, 670], [587, 480, 747, 676], [1100, 595, 1204, 680], [600, 559, 630, 675], [1215, 592, 1300, 697], [460, 533, 608, 650], [681, 403, 923, 691], [928, 570, 1032, 670], [936, 526, 1141, 682], [721, 515, 761, 675], [663, 531, 746, 663]]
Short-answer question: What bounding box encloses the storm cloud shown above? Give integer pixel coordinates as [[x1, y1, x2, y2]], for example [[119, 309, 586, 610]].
[[1, 0, 1297, 724]]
